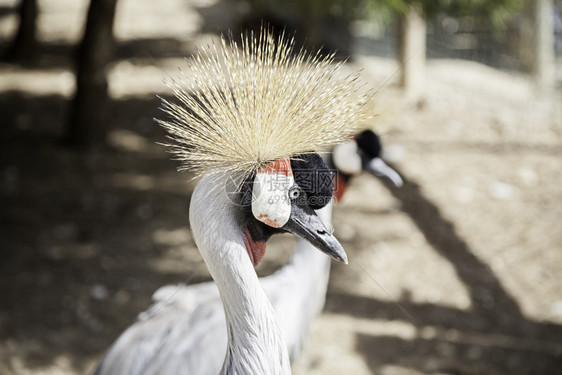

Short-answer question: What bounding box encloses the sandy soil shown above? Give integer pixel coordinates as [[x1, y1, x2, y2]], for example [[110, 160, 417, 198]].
[[1, 0, 561, 374]]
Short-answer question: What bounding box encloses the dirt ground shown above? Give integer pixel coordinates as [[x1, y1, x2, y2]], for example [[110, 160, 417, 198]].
[[1, 0, 561, 374]]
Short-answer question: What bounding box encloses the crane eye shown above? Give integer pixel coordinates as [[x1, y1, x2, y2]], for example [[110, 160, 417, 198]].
[[288, 186, 301, 200]]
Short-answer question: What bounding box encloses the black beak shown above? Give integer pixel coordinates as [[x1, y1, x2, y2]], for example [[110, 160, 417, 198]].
[[367, 157, 403, 188], [283, 203, 348, 264]]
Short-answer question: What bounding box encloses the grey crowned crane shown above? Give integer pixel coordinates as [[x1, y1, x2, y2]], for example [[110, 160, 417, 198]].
[[93, 29, 371, 375], [93, 133, 402, 375]]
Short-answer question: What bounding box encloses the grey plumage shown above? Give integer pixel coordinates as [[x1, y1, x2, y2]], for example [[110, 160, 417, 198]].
[[94, 132, 403, 374], [94, 205, 333, 375]]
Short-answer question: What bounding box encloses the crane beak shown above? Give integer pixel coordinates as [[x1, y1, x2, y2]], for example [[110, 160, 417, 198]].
[[367, 158, 403, 188], [283, 204, 348, 264]]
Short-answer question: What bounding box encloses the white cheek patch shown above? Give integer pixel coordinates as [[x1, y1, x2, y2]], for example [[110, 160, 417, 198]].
[[332, 139, 362, 175], [251, 157, 293, 228]]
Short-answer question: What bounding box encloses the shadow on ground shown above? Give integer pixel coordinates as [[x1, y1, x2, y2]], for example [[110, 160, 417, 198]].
[[325, 173, 562, 374], [0, 91, 203, 372]]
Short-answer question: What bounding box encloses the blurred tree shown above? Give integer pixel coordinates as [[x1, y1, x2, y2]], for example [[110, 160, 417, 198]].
[[397, 2, 426, 103], [240, 0, 363, 58], [65, 0, 118, 148], [533, 0, 555, 90], [4, 0, 38, 63]]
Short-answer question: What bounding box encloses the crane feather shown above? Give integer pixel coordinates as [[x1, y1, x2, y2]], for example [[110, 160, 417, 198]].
[[157, 28, 370, 178]]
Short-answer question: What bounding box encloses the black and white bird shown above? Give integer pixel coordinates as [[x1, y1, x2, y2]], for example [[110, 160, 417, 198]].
[[93, 29, 371, 375]]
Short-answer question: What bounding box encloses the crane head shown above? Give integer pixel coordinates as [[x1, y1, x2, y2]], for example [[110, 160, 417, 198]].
[[159, 29, 372, 268], [333, 129, 403, 188], [241, 153, 346, 266]]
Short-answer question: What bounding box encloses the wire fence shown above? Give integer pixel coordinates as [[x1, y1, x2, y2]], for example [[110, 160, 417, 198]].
[[354, 3, 562, 84]]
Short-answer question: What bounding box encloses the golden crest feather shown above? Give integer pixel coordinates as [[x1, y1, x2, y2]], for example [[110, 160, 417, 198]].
[[157, 29, 371, 178]]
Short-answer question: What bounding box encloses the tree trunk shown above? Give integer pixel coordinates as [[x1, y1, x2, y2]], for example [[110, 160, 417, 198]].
[[398, 3, 426, 103], [5, 0, 38, 62], [65, 0, 118, 148], [533, 0, 555, 91]]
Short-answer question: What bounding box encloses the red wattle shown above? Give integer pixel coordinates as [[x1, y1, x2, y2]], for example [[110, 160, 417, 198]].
[[243, 226, 266, 267]]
